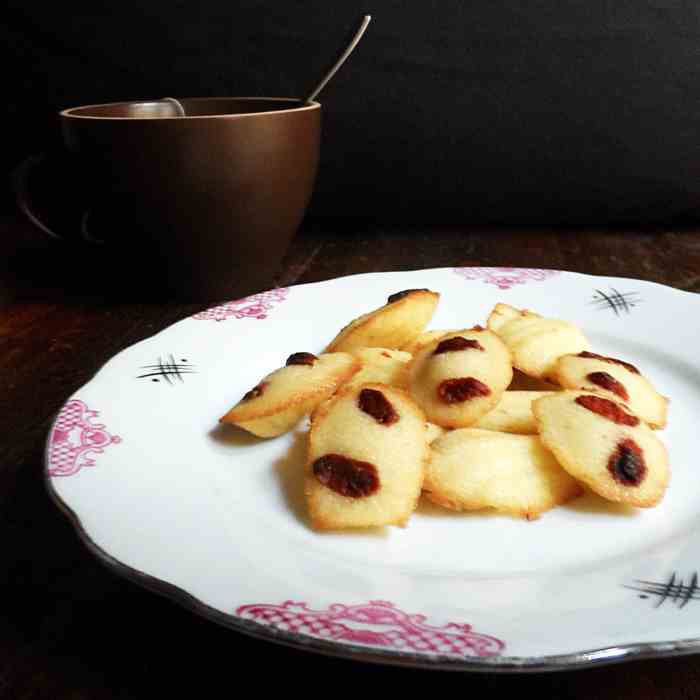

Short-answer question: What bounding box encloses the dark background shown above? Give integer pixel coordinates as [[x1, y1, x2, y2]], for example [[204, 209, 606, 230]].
[[5, 0, 700, 223]]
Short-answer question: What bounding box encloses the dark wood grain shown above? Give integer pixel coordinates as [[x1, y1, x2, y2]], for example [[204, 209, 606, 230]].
[[3, 212, 700, 698]]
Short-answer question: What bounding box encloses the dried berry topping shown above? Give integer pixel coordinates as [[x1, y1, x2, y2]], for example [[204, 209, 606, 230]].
[[312, 454, 380, 498], [578, 351, 640, 375], [608, 438, 646, 486], [437, 377, 491, 404], [286, 352, 317, 366], [242, 381, 268, 401], [387, 288, 430, 304], [586, 371, 629, 401], [471, 325, 485, 331], [381, 351, 392, 358], [433, 336, 484, 355], [358, 388, 399, 425], [574, 395, 639, 426]]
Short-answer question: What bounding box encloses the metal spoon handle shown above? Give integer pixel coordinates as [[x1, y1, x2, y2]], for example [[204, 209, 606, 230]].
[[161, 97, 186, 116], [303, 15, 372, 104]]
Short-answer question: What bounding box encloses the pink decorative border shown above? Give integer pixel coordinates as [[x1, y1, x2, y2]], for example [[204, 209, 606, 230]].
[[236, 600, 505, 657], [453, 267, 561, 290], [192, 287, 290, 321], [47, 399, 121, 477]]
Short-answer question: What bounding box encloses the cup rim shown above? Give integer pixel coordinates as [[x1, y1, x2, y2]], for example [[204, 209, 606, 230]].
[[60, 96, 321, 120]]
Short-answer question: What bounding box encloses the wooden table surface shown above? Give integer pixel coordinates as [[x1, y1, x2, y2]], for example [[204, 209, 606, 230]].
[[3, 213, 700, 697]]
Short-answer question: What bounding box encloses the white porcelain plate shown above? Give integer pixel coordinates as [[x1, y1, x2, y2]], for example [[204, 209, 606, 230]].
[[45, 267, 700, 671]]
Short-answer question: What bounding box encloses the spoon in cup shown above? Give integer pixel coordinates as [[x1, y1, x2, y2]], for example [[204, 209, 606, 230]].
[[302, 14, 372, 104], [160, 14, 371, 116]]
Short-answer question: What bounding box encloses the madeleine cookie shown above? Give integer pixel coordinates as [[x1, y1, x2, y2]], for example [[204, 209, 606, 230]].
[[425, 429, 583, 518], [554, 351, 668, 428], [325, 289, 440, 352], [220, 352, 360, 438], [343, 347, 412, 391], [305, 383, 427, 529], [533, 392, 670, 507], [474, 391, 554, 434], [487, 303, 588, 380], [401, 330, 454, 356], [407, 329, 513, 428]]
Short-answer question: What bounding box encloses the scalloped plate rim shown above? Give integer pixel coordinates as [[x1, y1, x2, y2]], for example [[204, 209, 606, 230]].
[[43, 469, 700, 672]]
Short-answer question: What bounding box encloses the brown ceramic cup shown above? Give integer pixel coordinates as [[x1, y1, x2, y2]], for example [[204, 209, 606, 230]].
[[17, 97, 321, 300]]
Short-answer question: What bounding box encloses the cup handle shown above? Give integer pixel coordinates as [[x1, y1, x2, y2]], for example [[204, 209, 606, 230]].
[[12, 154, 104, 244], [13, 154, 63, 240]]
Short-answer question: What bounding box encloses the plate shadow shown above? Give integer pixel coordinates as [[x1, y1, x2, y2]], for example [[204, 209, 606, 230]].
[[208, 423, 264, 447], [563, 490, 640, 517], [273, 430, 310, 526]]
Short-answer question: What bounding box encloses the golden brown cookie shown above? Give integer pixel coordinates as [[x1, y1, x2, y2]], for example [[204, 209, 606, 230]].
[[343, 347, 412, 391], [532, 392, 670, 507], [220, 352, 360, 438], [407, 328, 513, 428], [305, 383, 427, 529], [474, 391, 554, 434], [554, 351, 668, 428], [325, 289, 440, 352], [487, 303, 589, 380], [425, 429, 583, 518]]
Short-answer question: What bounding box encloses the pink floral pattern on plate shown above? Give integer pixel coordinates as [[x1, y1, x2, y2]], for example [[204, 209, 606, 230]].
[[48, 400, 121, 477], [453, 267, 561, 290], [192, 287, 289, 321], [235, 600, 505, 657]]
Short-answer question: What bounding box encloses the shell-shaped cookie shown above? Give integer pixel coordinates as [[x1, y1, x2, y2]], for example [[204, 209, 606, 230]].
[[425, 429, 583, 518], [305, 383, 427, 529], [474, 391, 555, 434], [407, 329, 513, 428], [325, 289, 439, 352], [532, 392, 670, 507], [554, 352, 668, 428], [343, 347, 412, 391], [487, 303, 589, 380], [220, 352, 360, 438]]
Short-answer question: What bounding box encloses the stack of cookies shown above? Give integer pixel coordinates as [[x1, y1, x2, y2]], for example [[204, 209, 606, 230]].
[[220, 290, 670, 530]]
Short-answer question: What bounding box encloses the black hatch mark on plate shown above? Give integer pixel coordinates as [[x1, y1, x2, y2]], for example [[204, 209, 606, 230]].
[[137, 355, 196, 384], [624, 572, 700, 608], [591, 288, 641, 316]]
